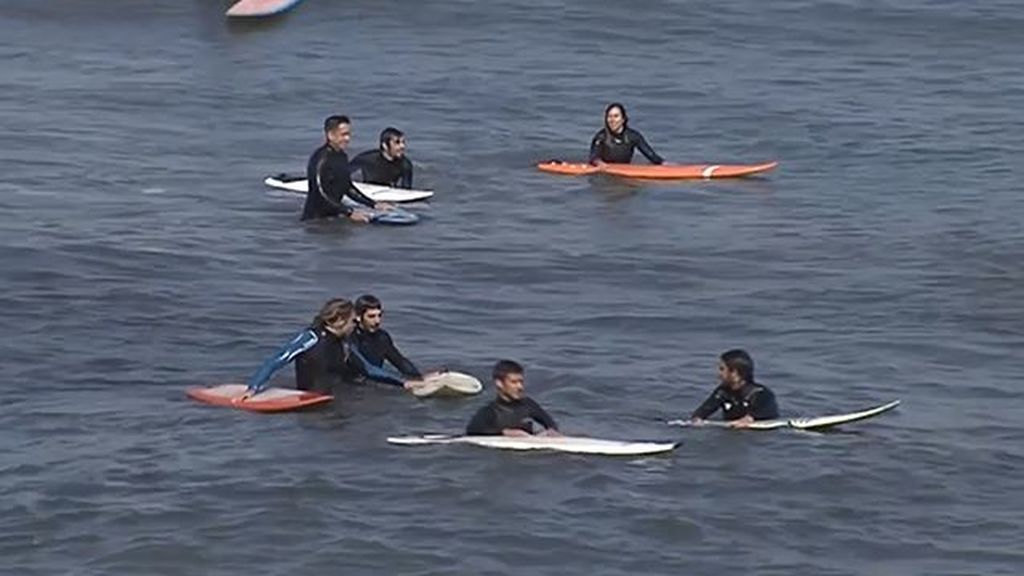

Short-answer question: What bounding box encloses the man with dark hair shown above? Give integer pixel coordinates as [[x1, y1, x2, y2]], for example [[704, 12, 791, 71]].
[[349, 127, 414, 189], [301, 115, 390, 221], [465, 360, 560, 436], [349, 294, 423, 384], [690, 349, 780, 428]]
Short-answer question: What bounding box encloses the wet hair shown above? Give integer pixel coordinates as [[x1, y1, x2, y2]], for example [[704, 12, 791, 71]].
[[355, 294, 383, 316], [323, 115, 351, 133], [492, 359, 525, 382], [379, 127, 405, 149], [720, 349, 754, 383], [312, 298, 354, 330], [604, 102, 629, 133]]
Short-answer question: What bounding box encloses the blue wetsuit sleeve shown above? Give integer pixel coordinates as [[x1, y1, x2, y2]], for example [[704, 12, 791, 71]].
[[400, 158, 413, 189], [349, 345, 406, 387], [247, 329, 319, 393], [749, 387, 780, 420], [692, 388, 724, 420], [527, 398, 558, 430], [466, 405, 498, 435], [633, 130, 664, 164], [588, 130, 605, 163]]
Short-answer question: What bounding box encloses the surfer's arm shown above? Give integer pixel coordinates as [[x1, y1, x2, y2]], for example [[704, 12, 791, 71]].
[[246, 330, 319, 393], [748, 388, 780, 420], [348, 345, 406, 387], [381, 332, 421, 378], [399, 158, 413, 189], [588, 130, 605, 164], [691, 389, 724, 420], [527, 399, 558, 431], [317, 160, 355, 216], [634, 130, 664, 165]]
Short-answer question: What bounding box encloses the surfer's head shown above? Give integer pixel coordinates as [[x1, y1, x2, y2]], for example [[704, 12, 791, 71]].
[[324, 115, 352, 151], [718, 349, 754, 390], [604, 102, 628, 134], [313, 298, 356, 336], [355, 294, 384, 333], [493, 359, 526, 401], [379, 127, 407, 160]]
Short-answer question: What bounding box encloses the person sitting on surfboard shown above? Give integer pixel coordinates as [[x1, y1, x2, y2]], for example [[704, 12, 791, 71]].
[[589, 102, 664, 166], [689, 349, 780, 428], [349, 294, 437, 388], [302, 115, 393, 222], [242, 298, 425, 400], [466, 360, 562, 437], [349, 127, 414, 189]]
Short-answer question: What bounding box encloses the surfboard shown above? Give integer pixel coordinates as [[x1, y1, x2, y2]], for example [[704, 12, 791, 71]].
[[226, 0, 305, 17], [410, 372, 484, 398], [666, 400, 901, 431], [264, 174, 435, 203], [537, 160, 778, 180], [186, 383, 332, 413], [387, 434, 680, 456]]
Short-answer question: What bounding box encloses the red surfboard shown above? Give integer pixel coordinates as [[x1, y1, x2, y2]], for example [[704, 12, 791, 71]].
[[538, 160, 778, 180], [186, 384, 332, 413]]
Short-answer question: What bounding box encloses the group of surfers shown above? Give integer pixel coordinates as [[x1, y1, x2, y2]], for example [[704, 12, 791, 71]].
[[301, 102, 665, 221], [240, 298, 781, 433]]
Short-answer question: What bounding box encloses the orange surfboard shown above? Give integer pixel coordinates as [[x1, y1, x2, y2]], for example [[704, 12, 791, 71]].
[[537, 160, 778, 180], [186, 384, 332, 413]]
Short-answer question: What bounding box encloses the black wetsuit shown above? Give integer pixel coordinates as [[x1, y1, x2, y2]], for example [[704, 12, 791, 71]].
[[350, 149, 413, 189], [589, 127, 664, 164], [691, 382, 780, 421], [301, 144, 377, 221], [248, 326, 360, 394], [466, 396, 558, 435], [349, 326, 421, 379]]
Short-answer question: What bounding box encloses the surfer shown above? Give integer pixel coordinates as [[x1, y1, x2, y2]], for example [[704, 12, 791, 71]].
[[349, 127, 414, 189], [301, 115, 393, 221], [689, 349, 780, 428], [589, 102, 664, 166], [466, 360, 561, 436], [349, 294, 441, 391]]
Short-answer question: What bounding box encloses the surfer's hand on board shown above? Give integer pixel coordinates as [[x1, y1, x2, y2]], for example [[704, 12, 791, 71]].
[[235, 388, 255, 403], [689, 418, 706, 427], [375, 202, 397, 211], [402, 380, 426, 392], [349, 211, 372, 223], [728, 416, 755, 428], [501, 428, 531, 437], [539, 428, 563, 437]]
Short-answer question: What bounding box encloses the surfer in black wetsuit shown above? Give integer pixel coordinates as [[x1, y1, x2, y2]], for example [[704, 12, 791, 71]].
[[349, 127, 414, 189], [301, 115, 392, 222], [589, 102, 664, 165], [689, 349, 780, 428], [466, 360, 561, 436], [348, 294, 440, 392]]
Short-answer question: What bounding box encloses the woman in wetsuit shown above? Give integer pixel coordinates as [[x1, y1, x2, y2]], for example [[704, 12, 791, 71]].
[[589, 102, 664, 165]]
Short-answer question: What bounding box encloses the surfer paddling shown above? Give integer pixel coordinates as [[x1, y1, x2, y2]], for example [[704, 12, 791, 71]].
[[689, 349, 780, 428], [349, 127, 414, 189], [302, 115, 394, 222], [589, 102, 664, 166], [349, 294, 442, 392], [466, 360, 562, 437]]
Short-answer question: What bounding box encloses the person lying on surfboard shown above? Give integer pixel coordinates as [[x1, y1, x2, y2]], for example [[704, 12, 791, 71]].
[[689, 349, 780, 428], [241, 298, 426, 400], [301, 115, 394, 222], [465, 360, 562, 437], [348, 294, 443, 391], [349, 127, 414, 189], [589, 102, 664, 166]]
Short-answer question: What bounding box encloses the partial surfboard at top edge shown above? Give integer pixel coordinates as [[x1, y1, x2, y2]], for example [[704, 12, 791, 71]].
[[411, 372, 484, 398], [666, 400, 901, 431], [537, 160, 778, 180], [226, 0, 305, 17], [386, 434, 680, 456], [186, 383, 332, 413], [263, 174, 435, 203]]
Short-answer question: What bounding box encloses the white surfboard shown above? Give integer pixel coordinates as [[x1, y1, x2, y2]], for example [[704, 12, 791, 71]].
[[264, 174, 435, 203], [387, 434, 680, 456], [411, 372, 483, 398], [666, 400, 901, 431]]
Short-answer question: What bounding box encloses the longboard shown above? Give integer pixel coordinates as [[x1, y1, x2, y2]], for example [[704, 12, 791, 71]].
[[264, 174, 435, 203], [411, 372, 483, 398], [387, 434, 679, 456], [666, 400, 901, 431], [226, 0, 305, 17], [537, 160, 778, 180], [186, 384, 332, 413]]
